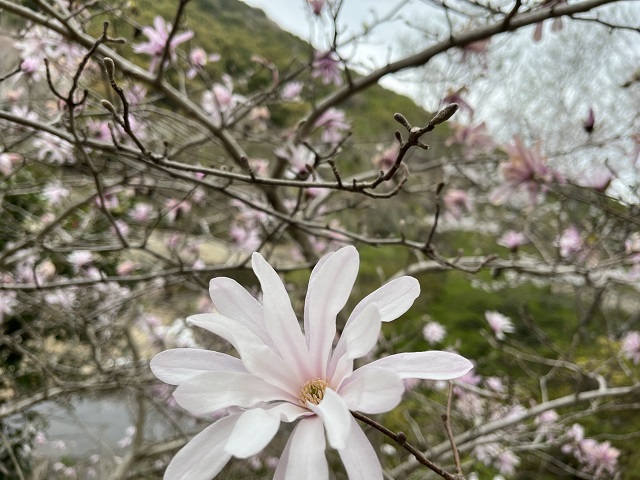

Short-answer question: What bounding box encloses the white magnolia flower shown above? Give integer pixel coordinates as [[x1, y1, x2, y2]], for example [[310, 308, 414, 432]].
[[151, 246, 473, 479]]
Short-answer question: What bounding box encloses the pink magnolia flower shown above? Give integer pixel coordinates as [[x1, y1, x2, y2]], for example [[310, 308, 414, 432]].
[[201, 75, 245, 126], [133, 16, 194, 73], [460, 39, 490, 66], [496, 449, 520, 475], [490, 136, 563, 206], [446, 122, 495, 160], [422, 321, 446, 345], [444, 189, 472, 220], [621, 331, 640, 364], [186, 47, 220, 79], [314, 108, 350, 146], [485, 376, 505, 393], [281, 81, 304, 101], [578, 439, 620, 477], [312, 51, 343, 86], [275, 144, 315, 175], [485, 311, 515, 340], [556, 226, 582, 258], [129, 202, 154, 223], [497, 230, 528, 252], [441, 87, 474, 118], [150, 246, 472, 479]]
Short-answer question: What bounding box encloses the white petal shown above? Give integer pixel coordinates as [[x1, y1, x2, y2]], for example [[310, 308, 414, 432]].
[[338, 416, 383, 480], [173, 371, 294, 415], [224, 408, 280, 458], [304, 246, 359, 377], [361, 351, 473, 380], [329, 304, 381, 385], [273, 417, 328, 480], [209, 277, 272, 346], [339, 367, 404, 414], [348, 276, 420, 323], [188, 313, 301, 394], [251, 253, 311, 379], [263, 402, 311, 423], [164, 413, 240, 480], [150, 348, 246, 385], [307, 388, 351, 450]]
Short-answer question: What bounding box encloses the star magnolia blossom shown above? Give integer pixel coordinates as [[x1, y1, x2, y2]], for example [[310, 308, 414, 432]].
[[151, 246, 473, 479]]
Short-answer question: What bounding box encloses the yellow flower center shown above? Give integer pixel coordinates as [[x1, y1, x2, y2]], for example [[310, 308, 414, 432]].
[[299, 378, 329, 406]]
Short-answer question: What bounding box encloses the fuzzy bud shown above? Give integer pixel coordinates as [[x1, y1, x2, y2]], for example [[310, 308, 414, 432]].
[[103, 57, 116, 78], [429, 103, 459, 126], [393, 113, 412, 130]]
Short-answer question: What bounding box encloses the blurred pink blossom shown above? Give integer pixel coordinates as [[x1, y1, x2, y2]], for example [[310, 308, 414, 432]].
[[496, 450, 520, 475], [460, 39, 490, 66], [33, 132, 75, 165], [485, 376, 505, 393], [67, 251, 94, 271], [281, 81, 303, 101], [165, 199, 192, 223], [117, 260, 140, 276], [490, 136, 564, 206], [129, 202, 154, 223], [371, 144, 399, 172], [621, 331, 640, 364], [201, 75, 245, 126], [314, 108, 350, 146], [0, 152, 22, 176], [485, 311, 515, 340], [577, 166, 612, 192], [583, 107, 595, 134], [307, 0, 326, 15], [556, 226, 583, 258], [578, 439, 619, 478], [441, 87, 474, 118], [446, 122, 495, 160], [312, 50, 342, 86], [497, 230, 528, 252], [275, 144, 315, 175], [444, 189, 472, 220], [186, 47, 220, 79], [133, 16, 194, 72]]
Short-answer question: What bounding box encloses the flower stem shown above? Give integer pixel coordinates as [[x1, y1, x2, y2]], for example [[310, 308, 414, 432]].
[[351, 411, 465, 480]]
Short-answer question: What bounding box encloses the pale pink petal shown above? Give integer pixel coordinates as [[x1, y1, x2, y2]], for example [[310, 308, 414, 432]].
[[224, 408, 280, 458], [273, 417, 328, 480], [150, 348, 247, 385], [251, 253, 311, 379], [164, 413, 239, 480], [339, 367, 404, 414], [307, 388, 351, 450], [348, 276, 420, 323], [173, 371, 294, 414], [304, 246, 359, 377], [360, 351, 473, 380], [208, 277, 273, 347], [329, 304, 381, 384], [188, 313, 301, 393], [338, 416, 383, 480]]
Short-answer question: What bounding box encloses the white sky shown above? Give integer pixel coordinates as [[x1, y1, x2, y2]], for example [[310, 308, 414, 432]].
[[240, 0, 422, 98]]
